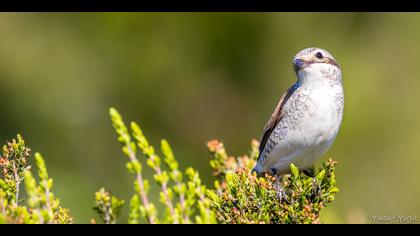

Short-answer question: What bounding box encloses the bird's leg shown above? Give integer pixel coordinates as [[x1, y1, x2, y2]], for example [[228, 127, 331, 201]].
[[270, 169, 284, 201], [303, 165, 316, 178], [274, 175, 285, 201], [303, 166, 321, 197]]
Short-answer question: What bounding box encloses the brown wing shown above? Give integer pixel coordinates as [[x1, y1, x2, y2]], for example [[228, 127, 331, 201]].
[[258, 84, 297, 156]]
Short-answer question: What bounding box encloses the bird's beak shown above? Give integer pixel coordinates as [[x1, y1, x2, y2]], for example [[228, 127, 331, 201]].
[[294, 59, 305, 69], [294, 54, 315, 72], [294, 58, 307, 73]]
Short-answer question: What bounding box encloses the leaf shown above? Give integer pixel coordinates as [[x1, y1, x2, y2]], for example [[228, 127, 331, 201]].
[[290, 163, 299, 177]]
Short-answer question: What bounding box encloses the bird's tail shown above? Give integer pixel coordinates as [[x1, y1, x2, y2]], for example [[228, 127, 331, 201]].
[[251, 161, 263, 176]]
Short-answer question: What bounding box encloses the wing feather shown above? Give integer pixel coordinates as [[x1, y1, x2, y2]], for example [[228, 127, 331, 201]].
[[258, 84, 298, 158]]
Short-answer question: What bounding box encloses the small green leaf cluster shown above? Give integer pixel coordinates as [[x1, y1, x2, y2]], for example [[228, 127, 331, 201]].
[[93, 188, 124, 224], [0, 134, 30, 205], [0, 135, 73, 224]]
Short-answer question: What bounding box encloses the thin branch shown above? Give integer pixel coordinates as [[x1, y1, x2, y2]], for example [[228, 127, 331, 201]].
[[104, 206, 111, 224], [173, 170, 188, 223], [151, 161, 177, 223], [198, 190, 211, 221], [43, 180, 53, 224], [0, 198, 5, 216], [12, 162, 20, 205], [125, 142, 155, 224]]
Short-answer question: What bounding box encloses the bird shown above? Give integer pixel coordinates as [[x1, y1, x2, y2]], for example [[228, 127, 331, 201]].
[[252, 47, 344, 177]]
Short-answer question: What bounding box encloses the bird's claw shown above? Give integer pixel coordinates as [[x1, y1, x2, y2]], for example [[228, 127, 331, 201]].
[[274, 175, 284, 201]]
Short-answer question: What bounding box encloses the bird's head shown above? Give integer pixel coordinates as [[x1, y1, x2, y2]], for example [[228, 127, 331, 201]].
[[293, 47, 341, 83]]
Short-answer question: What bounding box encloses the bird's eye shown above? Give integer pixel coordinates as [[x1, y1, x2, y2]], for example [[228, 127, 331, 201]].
[[315, 52, 324, 59]]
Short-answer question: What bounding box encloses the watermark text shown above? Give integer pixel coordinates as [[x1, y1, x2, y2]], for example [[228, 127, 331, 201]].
[[370, 214, 418, 224]]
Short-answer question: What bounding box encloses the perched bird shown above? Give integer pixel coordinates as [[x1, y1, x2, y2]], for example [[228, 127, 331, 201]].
[[253, 47, 344, 176]]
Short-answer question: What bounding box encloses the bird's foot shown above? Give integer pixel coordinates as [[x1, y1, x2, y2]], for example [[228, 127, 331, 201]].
[[274, 175, 284, 201]]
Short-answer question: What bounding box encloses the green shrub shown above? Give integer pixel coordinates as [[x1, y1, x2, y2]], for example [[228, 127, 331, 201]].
[[0, 135, 73, 224], [0, 107, 339, 224]]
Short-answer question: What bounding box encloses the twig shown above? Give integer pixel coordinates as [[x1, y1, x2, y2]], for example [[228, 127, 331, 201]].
[[104, 206, 111, 224], [171, 169, 188, 223], [150, 159, 177, 223], [125, 141, 155, 224], [12, 162, 20, 205], [175, 178, 188, 223], [43, 180, 54, 224], [198, 190, 211, 221], [0, 198, 5, 216]]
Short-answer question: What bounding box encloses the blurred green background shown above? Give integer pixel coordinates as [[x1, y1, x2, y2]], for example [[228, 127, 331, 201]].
[[0, 13, 419, 224]]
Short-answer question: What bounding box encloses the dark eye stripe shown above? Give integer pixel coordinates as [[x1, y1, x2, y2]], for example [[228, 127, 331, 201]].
[[324, 57, 340, 69]]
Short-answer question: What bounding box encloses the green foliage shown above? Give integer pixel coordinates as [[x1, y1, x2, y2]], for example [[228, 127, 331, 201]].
[[206, 139, 339, 224], [24, 155, 58, 223], [1, 108, 339, 224], [107, 107, 216, 224], [93, 188, 124, 224], [0, 136, 73, 224], [105, 108, 338, 224], [0, 134, 31, 205]]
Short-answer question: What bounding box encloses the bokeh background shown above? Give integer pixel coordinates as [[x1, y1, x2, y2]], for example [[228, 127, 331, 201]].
[[0, 13, 419, 224]]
